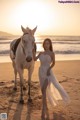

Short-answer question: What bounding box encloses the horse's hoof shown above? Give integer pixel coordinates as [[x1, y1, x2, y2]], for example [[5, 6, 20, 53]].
[[41, 115, 45, 120], [19, 99, 24, 104], [23, 86, 26, 90], [28, 98, 32, 103], [13, 87, 17, 91]]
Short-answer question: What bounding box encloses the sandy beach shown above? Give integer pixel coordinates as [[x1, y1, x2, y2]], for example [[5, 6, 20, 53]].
[[0, 60, 80, 120]]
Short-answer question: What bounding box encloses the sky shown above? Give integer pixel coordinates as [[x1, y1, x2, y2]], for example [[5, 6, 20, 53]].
[[0, 0, 80, 36]]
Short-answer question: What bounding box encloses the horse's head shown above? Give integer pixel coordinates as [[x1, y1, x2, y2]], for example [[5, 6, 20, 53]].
[[21, 25, 37, 62]]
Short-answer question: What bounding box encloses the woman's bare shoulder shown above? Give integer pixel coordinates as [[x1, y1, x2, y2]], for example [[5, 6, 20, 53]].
[[39, 52, 44, 55], [50, 51, 55, 56]]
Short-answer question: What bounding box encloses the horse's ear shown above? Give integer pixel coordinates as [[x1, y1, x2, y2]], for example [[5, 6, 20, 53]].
[[32, 26, 37, 35], [21, 25, 26, 33]]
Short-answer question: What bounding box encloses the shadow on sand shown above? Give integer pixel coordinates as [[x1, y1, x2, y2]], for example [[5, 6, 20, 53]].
[[26, 102, 33, 120], [12, 102, 33, 120], [7, 89, 17, 119], [12, 103, 23, 120], [7, 99, 66, 120], [6, 82, 66, 120], [53, 112, 66, 120]]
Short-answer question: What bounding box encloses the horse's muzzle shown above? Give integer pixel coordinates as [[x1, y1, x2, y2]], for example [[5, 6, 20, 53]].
[[26, 56, 32, 62]]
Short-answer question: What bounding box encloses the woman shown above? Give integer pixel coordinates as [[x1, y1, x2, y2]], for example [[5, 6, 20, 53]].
[[34, 38, 70, 120]]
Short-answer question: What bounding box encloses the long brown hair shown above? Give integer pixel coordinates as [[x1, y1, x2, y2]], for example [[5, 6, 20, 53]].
[[43, 38, 53, 52]]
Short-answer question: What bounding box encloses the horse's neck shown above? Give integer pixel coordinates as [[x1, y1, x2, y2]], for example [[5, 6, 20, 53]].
[[16, 41, 23, 55]]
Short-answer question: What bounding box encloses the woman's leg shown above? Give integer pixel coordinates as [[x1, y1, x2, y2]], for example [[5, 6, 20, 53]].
[[41, 78, 49, 119]]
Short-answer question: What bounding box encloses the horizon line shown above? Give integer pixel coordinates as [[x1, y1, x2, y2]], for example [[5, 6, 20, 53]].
[[0, 30, 80, 37]]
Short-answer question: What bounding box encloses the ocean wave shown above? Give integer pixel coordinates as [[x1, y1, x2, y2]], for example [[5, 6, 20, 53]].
[[0, 41, 11, 44], [0, 36, 80, 56], [0, 49, 80, 55], [37, 49, 80, 54], [36, 41, 80, 45], [55, 50, 80, 54], [52, 41, 80, 44], [0, 41, 80, 45], [0, 50, 10, 55], [0, 39, 80, 45]]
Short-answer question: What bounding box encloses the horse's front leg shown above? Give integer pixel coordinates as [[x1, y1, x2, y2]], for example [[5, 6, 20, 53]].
[[18, 68, 24, 104], [28, 69, 33, 103]]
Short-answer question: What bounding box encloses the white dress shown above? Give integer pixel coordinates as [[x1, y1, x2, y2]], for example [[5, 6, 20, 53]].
[[39, 54, 70, 106]]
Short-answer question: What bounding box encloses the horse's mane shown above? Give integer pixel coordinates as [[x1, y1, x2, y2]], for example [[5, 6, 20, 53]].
[[12, 37, 36, 56], [12, 38, 21, 55]]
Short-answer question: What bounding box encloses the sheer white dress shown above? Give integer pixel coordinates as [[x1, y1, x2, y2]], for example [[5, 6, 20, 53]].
[[39, 54, 70, 106]]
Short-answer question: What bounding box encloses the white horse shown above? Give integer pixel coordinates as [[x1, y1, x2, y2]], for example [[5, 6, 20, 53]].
[[10, 26, 37, 103]]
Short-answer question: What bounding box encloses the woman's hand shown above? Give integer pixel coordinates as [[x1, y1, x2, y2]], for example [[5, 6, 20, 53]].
[[34, 52, 42, 61], [47, 68, 51, 76], [39, 52, 43, 56]]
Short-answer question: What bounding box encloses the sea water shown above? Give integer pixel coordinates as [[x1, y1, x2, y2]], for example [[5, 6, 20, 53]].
[[0, 35, 80, 62]]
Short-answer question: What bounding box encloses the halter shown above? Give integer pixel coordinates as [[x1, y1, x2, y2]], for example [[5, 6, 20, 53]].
[[21, 33, 28, 56], [21, 33, 36, 56]]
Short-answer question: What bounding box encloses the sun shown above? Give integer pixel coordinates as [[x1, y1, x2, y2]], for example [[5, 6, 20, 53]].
[[11, 1, 53, 34]]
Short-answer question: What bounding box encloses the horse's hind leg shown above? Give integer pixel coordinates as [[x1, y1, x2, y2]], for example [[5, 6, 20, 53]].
[[12, 61, 17, 91]]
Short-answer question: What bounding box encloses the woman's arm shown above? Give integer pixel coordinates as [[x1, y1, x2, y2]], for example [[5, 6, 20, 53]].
[[33, 51, 41, 61], [50, 52, 55, 69], [34, 54, 40, 61], [47, 52, 55, 76]]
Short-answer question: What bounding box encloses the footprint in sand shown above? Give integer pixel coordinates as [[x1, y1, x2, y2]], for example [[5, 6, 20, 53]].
[[0, 81, 5, 86], [59, 79, 68, 83], [76, 78, 80, 81]]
